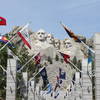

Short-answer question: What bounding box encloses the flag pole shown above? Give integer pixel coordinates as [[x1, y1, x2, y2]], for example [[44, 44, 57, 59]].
[[28, 66, 46, 84], [68, 59, 84, 74], [0, 23, 30, 51], [60, 22, 95, 54], [17, 52, 39, 72], [0, 65, 7, 73], [80, 40, 95, 54], [19, 23, 29, 33], [7, 47, 21, 61]]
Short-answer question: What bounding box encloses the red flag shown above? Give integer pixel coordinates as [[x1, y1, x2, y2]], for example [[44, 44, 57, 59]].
[[61, 23, 81, 42], [59, 52, 70, 63], [17, 24, 31, 49], [34, 53, 41, 65], [0, 16, 6, 25]]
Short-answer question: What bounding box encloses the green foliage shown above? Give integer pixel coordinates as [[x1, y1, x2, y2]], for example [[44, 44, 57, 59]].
[[77, 60, 82, 70], [55, 54, 59, 61], [0, 45, 7, 99], [0, 45, 7, 68], [60, 58, 64, 63], [72, 56, 77, 65], [47, 56, 52, 64], [91, 60, 95, 100]]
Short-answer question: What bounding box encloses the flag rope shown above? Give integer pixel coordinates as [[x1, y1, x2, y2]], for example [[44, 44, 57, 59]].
[[80, 40, 95, 54]]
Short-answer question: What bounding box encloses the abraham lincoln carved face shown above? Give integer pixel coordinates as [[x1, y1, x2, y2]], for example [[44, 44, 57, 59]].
[[63, 39, 72, 48]]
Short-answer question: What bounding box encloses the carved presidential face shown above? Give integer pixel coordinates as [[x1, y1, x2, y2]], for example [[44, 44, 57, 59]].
[[46, 34, 54, 44], [54, 39, 61, 50], [36, 29, 46, 41], [63, 39, 72, 48]]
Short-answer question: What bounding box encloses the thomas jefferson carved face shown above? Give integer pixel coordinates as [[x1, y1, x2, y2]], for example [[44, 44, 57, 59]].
[[36, 29, 46, 41], [54, 39, 61, 50], [46, 34, 54, 44]]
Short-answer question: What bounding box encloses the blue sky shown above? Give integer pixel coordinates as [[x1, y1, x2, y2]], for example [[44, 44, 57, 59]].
[[0, 0, 100, 39]]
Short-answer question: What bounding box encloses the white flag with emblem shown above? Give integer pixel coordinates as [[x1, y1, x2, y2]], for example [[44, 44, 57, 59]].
[[17, 23, 31, 49]]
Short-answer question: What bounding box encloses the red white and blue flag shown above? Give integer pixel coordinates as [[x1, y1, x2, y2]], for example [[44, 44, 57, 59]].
[[0, 36, 8, 43], [46, 83, 53, 94], [34, 53, 41, 65], [39, 67, 48, 80], [17, 24, 31, 49], [59, 68, 66, 80], [59, 52, 70, 63], [0, 36, 14, 47]]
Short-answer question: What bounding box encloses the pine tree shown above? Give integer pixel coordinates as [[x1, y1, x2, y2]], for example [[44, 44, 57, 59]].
[[72, 56, 77, 65], [0, 45, 7, 100], [55, 54, 59, 61], [47, 56, 52, 64]]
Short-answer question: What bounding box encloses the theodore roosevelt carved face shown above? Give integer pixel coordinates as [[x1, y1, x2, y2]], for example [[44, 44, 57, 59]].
[[63, 39, 72, 48]]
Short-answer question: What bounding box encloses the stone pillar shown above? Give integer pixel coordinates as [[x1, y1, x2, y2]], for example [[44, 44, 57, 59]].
[[22, 72, 28, 100], [94, 33, 100, 100], [6, 59, 17, 100], [71, 72, 82, 100], [82, 58, 92, 100], [28, 80, 35, 100]]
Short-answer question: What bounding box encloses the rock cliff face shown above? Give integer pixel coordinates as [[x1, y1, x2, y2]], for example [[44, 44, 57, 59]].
[[25, 29, 85, 90], [8, 27, 92, 90], [27, 30, 85, 61]]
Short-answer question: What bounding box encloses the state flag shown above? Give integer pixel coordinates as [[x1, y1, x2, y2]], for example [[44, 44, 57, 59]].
[[59, 52, 70, 63], [17, 24, 31, 49], [0, 16, 6, 25]]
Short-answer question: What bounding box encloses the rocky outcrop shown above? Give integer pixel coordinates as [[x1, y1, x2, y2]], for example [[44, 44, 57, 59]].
[[8, 27, 93, 90]]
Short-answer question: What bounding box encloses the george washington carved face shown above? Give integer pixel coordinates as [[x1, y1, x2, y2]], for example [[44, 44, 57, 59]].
[[36, 29, 47, 41]]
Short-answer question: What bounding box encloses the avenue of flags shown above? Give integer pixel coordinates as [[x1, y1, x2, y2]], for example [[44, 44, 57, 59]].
[[0, 17, 95, 99], [0, 17, 94, 54], [0, 17, 95, 55]]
